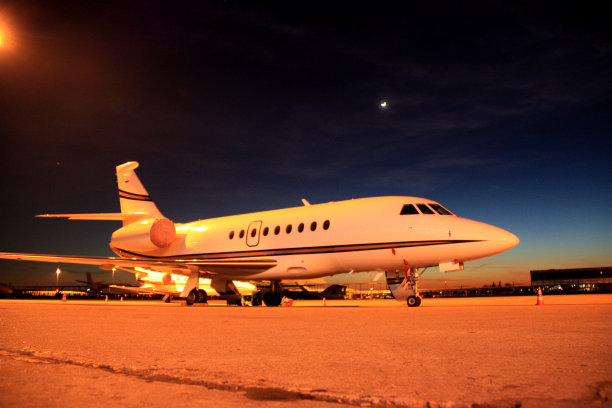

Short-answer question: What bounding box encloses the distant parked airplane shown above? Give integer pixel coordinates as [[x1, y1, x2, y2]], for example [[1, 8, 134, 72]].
[[75, 271, 140, 296], [0, 162, 518, 307]]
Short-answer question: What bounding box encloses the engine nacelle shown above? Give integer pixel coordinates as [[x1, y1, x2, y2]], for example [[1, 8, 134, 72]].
[[111, 218, 176, 253]]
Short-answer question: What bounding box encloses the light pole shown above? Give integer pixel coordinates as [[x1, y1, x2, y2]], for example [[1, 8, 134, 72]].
[[56, 267, 61, 287]]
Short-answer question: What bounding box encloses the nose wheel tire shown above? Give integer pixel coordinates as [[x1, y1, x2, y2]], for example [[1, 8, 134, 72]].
[[407, 296, 422, 307]]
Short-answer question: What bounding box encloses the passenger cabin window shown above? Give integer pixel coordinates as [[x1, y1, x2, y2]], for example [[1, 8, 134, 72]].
[[298, 223, 304, 232], [250, 228, 257, 238], [274, 226, 280, 235], [416, 204, 436, 214], [229, 231, 235, 239], [310, 221, 317, 231], [323, 220, 330, 230], [400, 204, 419, 215], [429, 203, 454, 215], [239, 229, 245, 238], [263, 227, 269, 236], [286, 224, 292, 234]]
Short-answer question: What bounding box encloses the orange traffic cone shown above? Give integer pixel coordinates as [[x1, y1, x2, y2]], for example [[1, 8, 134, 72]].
[[322, 297, 327, 306], [536, 287, 544, 306], [105, 295, 108, 302], [61, 293, 67, 302]]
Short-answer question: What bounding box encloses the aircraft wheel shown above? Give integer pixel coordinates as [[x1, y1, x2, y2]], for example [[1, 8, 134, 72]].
[[186, 289, 197, 306], [263, 291, 282, 307], [251, 291, 263, 306], [196, 289, 208, 303], [415, 296, 422, 307], [407, 295, 419, 307]]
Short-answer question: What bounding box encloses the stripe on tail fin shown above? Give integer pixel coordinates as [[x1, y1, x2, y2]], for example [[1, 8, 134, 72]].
[[116, 162, 164, 225]]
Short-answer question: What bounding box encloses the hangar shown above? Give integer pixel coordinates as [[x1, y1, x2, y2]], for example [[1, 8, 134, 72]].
[[531, 266, 612, 292]]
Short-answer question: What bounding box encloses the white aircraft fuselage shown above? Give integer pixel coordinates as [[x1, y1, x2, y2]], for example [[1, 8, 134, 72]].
[[110, 196, 518, 281]]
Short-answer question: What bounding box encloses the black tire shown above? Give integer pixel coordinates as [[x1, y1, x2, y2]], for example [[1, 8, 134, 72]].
[[263, 291, 282, 307], [186, 289, 197, 306], [407, 295, 418, 307], [251, 291, 263, 306], [196, 289, 208, 303], [415, 296, 422, 307]]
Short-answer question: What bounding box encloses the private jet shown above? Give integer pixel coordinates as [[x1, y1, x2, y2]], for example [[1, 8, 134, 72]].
[[0, 162, 519, 307]]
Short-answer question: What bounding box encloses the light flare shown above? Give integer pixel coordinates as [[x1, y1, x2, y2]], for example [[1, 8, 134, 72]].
[[0, 14, 16, 52]]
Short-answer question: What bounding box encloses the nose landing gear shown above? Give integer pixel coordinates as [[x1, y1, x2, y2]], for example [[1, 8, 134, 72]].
[[407, 294, 422, 307], [386, 266, 424, 307]]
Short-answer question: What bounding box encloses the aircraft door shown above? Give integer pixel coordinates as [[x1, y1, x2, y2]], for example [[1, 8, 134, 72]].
[[246, 220, 262, 247]]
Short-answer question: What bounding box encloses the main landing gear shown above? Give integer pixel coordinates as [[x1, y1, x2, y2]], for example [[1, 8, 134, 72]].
[[262, 280, 283, 307], [385, 266, 424, 307], [181, 279, 283, 307], [185, 289, 208, 306]]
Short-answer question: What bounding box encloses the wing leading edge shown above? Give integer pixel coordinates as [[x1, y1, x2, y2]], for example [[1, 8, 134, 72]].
[[0, 252, 277, 276]]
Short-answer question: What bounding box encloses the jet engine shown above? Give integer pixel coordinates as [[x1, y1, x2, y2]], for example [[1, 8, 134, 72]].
[[110, 218, 176, 253]]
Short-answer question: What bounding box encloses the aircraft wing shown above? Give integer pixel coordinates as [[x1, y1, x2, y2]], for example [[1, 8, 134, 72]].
[[0, 252, 277, 276]]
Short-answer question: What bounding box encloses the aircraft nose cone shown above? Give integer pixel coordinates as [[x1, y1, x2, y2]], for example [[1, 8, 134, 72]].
[[453, 218, 519, 260], [506, 230, 519, 247], [496, 228, 520, 252]]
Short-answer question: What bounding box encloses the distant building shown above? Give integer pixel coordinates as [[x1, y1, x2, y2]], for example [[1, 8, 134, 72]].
[[530, 266, 612, 292]]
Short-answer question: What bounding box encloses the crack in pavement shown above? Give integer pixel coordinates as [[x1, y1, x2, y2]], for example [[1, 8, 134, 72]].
[[0, 348, 418, 407], [3, 348, 608, 407]]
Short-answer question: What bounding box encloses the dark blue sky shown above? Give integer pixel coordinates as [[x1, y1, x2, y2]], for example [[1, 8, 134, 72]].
[[1, 1, 610, 287]]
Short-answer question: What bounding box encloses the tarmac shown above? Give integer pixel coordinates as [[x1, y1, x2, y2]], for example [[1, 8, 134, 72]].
[[1, 295, 611, 408]]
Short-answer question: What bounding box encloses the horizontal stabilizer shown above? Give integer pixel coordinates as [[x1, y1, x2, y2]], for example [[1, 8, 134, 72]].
[[36, 213, 147, 221]]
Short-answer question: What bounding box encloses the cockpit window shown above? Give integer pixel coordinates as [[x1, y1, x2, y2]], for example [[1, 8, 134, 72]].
[[416, 204, 436, 214], [429, 203, 454, 215], [400, 204, 419, 215]]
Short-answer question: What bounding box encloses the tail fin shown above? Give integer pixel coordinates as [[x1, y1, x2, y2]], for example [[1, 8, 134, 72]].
[[116, 162, 164, 225], [76, 272, 103, 287]]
